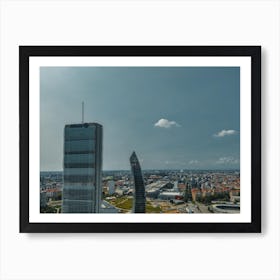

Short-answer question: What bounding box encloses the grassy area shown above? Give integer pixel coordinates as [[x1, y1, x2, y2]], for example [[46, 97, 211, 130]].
[[106, 197, 162, 213], [115, 198, 133, 210], [146, 203, 162, 213], [106, 197, 133, 210], [145, 200, 162, 213], [46, 197, 163, 213]]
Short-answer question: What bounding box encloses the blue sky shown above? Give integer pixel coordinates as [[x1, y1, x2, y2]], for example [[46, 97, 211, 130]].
[[40, 67, 240, 171]]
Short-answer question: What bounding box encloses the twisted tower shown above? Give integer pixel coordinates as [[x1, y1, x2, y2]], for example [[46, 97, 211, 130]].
[[130, 151, 146, 213]]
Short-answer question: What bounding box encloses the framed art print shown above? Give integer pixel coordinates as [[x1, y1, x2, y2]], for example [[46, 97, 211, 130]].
[[19, 46, 261, 233]]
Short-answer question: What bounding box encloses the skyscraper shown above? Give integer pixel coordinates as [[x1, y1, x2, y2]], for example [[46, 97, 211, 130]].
[[62, 123, 103, 213], [130, 151, 146, 213]]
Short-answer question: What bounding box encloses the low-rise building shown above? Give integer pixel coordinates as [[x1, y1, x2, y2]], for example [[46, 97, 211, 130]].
[[191, 189, 202, 201], [146, 189, 160, 199], [158, 192, 183, 200]]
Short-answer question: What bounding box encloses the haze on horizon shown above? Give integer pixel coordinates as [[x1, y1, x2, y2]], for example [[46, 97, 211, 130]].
[[40, 67, 240, 171]]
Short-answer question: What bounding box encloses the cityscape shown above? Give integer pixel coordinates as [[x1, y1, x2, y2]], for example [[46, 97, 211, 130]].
[[40, 121, 240, 214], [40, 66, 240, 214], [40, 166, 240, 214]]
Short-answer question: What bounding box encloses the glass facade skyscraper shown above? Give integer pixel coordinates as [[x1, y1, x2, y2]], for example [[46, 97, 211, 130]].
[[62, 123, 103, 213], [130, 151, 146, 213]]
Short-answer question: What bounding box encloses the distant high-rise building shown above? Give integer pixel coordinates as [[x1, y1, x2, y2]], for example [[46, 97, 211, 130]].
[[108, 180, 115, 195], [62, 123, 103, 213], [130, 151, 146, 213]]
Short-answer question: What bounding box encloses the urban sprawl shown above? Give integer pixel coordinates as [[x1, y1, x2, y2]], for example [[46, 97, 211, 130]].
[[40, 169, 240, 214]]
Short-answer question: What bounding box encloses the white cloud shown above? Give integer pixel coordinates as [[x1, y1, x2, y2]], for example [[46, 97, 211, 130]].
[[216, 157, 239, 165], [214, 129, 238, 137], [154, 118, 180, 128]]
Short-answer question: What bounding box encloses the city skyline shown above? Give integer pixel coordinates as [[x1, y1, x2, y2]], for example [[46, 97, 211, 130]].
[[40, 66, 240, 171]]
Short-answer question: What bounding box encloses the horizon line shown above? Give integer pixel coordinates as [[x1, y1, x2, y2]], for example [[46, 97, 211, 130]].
[[40, 168, 240, 172]]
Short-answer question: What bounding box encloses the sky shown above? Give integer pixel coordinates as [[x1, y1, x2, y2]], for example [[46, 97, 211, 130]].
[[40, 67, 240, 171]]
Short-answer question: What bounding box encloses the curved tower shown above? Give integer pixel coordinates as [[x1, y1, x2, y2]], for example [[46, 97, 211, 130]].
[[130, 151, 146, 213]]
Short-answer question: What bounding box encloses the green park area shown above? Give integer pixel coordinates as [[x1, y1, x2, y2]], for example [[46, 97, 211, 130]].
[[41, 197, 162, 214], [106, 197, 162, 213]]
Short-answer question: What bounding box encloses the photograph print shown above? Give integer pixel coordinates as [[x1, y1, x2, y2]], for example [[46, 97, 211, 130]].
[[20, 46, 261, 232], [40, 67, 240, 215]]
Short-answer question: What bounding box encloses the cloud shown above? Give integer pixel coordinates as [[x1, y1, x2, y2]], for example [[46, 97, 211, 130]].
[[216, 157, 239, 165], [214, 129, 238, 137], [154, 118, 181, 128]]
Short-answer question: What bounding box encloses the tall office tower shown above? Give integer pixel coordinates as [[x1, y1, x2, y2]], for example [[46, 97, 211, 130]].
[[62, 123, 103, 213], [129, 151, 146, 213]]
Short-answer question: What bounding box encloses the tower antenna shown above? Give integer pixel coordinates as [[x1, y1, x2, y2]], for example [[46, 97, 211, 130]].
[[82, 101, 84, 123]]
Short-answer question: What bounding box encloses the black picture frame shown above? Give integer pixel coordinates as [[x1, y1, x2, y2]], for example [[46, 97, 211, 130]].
[[20, 46, 261, 233]]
